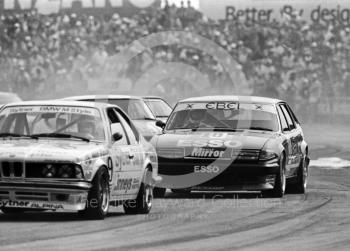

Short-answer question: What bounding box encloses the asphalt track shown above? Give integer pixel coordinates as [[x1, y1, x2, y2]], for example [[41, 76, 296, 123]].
[[1, 125, 350, 251]]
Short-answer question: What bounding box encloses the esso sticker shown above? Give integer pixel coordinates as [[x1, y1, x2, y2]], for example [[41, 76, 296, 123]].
[[206, 102, 239, 110], [194, 165, 220, 173]]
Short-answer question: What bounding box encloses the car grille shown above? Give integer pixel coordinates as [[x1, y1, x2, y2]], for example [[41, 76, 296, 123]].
[[0, 161, 82, 179], [0, 161, 24, 178]]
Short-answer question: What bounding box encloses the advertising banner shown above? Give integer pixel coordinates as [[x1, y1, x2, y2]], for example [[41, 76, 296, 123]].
[[199, 0, 350, 24]]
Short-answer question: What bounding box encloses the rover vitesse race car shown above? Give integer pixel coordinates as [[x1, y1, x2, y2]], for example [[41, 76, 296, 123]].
[[0, 101, 160, 219], [152, 96, 309, 198]]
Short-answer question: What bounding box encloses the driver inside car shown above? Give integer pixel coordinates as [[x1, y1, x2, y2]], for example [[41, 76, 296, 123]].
[[77, 117, 97, 140], [183, 109, 211, 129]]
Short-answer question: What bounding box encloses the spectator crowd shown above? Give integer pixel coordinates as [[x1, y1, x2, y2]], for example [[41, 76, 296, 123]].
[[1, 1, 350, 121]]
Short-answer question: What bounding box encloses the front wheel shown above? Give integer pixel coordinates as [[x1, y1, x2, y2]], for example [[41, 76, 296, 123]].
[[262, 154, 286, 198], [79, 168, 110, 220], [124, 169, 153, 214], [289, 156, 308, 194]]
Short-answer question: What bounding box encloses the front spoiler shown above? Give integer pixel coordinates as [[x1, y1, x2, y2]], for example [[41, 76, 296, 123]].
[[0, 180, 91, 211], [191, 181, 275, 192]]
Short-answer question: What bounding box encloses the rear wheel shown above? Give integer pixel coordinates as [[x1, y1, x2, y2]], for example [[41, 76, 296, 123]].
[[124, 169, 153, 214], [262, 154, 286, 198], [79, 168, 110, 220]]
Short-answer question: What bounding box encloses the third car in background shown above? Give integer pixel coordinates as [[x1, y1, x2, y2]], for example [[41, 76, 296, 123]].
[[64, 95, 162, 141], [143, 96, 173, 123]]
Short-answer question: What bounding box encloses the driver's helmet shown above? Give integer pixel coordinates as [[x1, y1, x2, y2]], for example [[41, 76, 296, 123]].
[[189, 109, 206, 122], [77, 115, 96, 135]]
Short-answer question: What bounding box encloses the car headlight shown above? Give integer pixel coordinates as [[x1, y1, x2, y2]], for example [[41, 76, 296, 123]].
[[259, 150, 278, 161], [42, 164, 84, 179], [157, 148, 184, 159], [42, 164, 57, 178], [58, 164, 74, 178], [232, 150, 260, 160]]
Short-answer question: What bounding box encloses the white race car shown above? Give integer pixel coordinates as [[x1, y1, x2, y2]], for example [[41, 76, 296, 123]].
[[0, 100, 160, 219]]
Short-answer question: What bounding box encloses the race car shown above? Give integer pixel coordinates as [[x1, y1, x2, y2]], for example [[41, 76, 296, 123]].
[[0, 91, 22, 105], [0, 100, 160, 219], [152, 96, 309, 198], [143, 96, 173, 123], [64, 95, 162, 141]]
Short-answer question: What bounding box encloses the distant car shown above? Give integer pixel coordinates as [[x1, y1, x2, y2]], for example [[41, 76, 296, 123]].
[[143, 96, 173, 123], [0, 92, 22, 105], [151, 95, 309, 198], [0, 100, 160, 219], [64, 95, 162, 141]]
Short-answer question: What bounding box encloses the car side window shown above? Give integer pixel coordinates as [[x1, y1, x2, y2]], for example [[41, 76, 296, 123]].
[[107, 108, 128, 145], [280, 104, 296, 130], [285, 104, 299, 125], [277, 106, 289, 132], [115, 109, 138, 145]]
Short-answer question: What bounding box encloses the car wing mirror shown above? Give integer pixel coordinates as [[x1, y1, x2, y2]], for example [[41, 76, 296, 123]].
[[155, 120, 166, 129], [113, 132, 123, 141]]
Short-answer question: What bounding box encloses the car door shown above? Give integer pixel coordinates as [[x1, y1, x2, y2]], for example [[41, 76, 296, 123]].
[[277, 103, 300, 177], [114, 108, 144, 197], [106, 108, 134, 199]]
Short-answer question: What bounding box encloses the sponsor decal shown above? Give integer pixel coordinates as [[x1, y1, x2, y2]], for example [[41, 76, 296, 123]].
[[206, 102, 239, 110], [131, 178, 140, 190], [5, 106, 100, 117], [194, 165, 220, 173], [199, 0, 350, 25], [186, 147, 231, 159], [178, 139, 241, 148], [0, 200, 64, 210], [115, 178, 133, 191]]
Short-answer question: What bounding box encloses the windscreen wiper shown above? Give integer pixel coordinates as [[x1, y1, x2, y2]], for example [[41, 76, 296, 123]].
[[31, 133, 90, 142], [0, 133, 38, 139], [142, 117, 156, 120], [212, 128, 242, 132], [245, 127, 274, 132]]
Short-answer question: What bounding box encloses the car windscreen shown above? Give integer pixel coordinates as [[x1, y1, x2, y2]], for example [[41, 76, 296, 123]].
[[0, 105, 105, 141], [144, 99, 172, 117], [166, 102, 279, 132], [106, 99, 156, 120]]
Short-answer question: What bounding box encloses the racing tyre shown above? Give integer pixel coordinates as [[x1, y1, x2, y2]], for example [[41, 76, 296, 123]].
[[153, 187, 166, 198], [289, 156, 308, 194], [1, 208, 26, 214], [79, 168, 110, 220], [124, 169, 153, 214], [262, 154, 286, 198]]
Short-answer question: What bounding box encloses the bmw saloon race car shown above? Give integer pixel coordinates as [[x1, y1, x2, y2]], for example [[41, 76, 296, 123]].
[[152, 96, 309, 198], [0, 100, 160, 219], [64, 95, 162, 141]]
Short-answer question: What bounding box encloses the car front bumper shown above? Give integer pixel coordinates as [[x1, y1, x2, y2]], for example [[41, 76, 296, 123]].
[[0, 179, 92, 211], [157, 158, 280, 191]]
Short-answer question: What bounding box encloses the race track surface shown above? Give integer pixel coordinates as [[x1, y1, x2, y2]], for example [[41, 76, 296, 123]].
[[1, 143, 350, 250]]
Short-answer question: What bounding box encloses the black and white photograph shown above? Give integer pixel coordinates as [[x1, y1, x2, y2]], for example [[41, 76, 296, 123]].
[[0, 0, 349, 250]]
